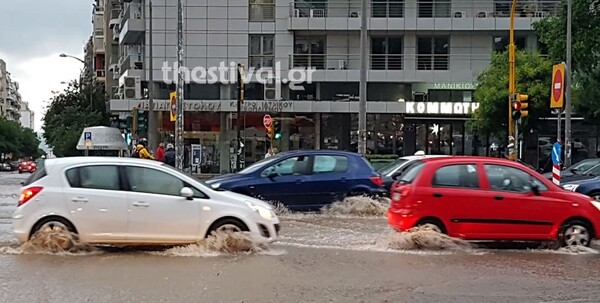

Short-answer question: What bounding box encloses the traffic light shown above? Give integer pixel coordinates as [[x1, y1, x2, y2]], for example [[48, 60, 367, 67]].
[[274, 120, 282, 140], [511, 93, 529, 120], [516, 93, 529, 118], [266, 124, 275, 140], [132, 107, 138, 134], [136, 109, 148, 134]]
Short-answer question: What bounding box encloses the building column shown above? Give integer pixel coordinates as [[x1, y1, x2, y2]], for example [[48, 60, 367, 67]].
[[315, 113, 321, 149], [219, 112, 230, 174]]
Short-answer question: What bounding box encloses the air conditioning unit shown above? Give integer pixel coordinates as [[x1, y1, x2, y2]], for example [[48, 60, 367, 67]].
[[114, 93, 124, 99], [121, 76, 141, 99], [311, 9, 325, 18], [264, 78, 281, 101], [412, 92, 428, 102], [453, 11, 466, 18]]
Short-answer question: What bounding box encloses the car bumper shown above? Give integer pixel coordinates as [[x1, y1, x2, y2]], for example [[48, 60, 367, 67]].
[[12, 212, 29, 243], [387, 208, 419, 231]]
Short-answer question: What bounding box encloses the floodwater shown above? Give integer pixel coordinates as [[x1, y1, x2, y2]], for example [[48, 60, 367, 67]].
[[3, 172, 600, 302]]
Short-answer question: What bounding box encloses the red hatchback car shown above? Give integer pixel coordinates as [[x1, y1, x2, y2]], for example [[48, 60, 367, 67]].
[[387, 157, 600, 247], [17, 161, 37, 174]]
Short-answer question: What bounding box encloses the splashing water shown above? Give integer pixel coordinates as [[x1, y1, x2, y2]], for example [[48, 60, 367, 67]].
[[157, 231, 272, 257], [321, 196, 390, 217], [0, 226, 98, 256], [374, 226, 474, 252]]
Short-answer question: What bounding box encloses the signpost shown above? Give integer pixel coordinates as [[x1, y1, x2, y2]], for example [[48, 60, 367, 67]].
[[169, 91, 177, 122], [84, 132, 92, 156], [552, 142, 562, 185], [551, 63, 566, 147], [263, 114, 273, 129]]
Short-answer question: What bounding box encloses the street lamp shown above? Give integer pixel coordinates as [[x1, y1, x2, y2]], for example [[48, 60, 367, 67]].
[[59, 53, 94, 109]]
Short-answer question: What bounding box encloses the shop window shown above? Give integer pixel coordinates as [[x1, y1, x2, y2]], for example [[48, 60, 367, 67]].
[[428, 90, 474, 102]]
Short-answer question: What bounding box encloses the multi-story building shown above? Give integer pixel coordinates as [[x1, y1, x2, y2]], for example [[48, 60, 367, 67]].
[[0, 59, 22, 122], [19, 101, 35, 130], [105, 0, 560, 173]]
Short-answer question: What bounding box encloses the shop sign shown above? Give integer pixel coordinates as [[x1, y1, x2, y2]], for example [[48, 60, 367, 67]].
[[406, 102, 480, 115], [432, 82, 477, 90], [135, 100, 221, 112], [230, 100, 294, 112]]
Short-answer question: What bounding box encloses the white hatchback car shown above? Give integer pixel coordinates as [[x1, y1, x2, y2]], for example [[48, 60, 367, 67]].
[[13, 157, 280, 247]]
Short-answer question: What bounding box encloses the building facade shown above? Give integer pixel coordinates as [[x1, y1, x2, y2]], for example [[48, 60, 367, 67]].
[[101, 0, 560, 173], [0, 59, 22, 122], [19, 101, 35, 130]]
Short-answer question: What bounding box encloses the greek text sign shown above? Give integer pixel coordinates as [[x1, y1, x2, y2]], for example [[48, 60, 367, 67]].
[[406, 102, 480, 115]]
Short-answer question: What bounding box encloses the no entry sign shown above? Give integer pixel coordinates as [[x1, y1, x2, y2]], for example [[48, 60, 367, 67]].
[[550, 63, 565, 109], [263, 114, 273, 128]]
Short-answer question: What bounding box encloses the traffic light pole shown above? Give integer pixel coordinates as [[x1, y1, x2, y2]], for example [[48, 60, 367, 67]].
[[508, 0, 517, 161], [236, 64, 245, 172], [564, 0, 573, 167], [175, 0, 185, 171]]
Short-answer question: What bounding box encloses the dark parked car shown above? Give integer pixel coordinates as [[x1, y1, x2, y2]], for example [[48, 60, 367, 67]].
[[562, 176, 600, 201], [542, 158, 600, 181], [377, 155, 450, 192], [205, 150, 386, 211]]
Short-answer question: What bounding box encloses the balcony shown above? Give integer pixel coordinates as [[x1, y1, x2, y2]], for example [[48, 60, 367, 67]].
[[288, 53, 491, 82], [119, 53, 144, 75], [288, 0, 560, 31], [119, 3, 145, 45]]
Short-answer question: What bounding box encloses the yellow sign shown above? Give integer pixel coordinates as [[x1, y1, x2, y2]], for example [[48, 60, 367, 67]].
[[169, 91, 177, 122], [550, 63, 565, 109]]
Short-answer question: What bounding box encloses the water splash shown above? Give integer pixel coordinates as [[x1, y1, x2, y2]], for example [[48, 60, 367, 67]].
[[156, 231, 274, 257], [374, 226, 474, 252], [0, 226, 98, 256], [321, 196, 390, 217]]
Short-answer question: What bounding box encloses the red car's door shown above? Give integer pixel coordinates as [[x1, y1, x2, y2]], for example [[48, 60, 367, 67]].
[[481, 164, 567, 240]]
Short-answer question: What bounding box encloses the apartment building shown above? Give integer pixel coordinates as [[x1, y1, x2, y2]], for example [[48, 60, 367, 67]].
[[0, 59, 22, 122], [105, 0, 559, 173], [19, 101, 35, 130]]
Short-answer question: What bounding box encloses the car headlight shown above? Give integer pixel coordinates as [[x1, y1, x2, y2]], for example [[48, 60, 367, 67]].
[[245, 201, 274, 220], [562, 184, 579, 192], [591, 201, 600, 212], [211, 183, 221, 189]]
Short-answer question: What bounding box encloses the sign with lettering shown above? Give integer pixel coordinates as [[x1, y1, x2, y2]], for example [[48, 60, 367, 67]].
[[432, 82, 477, 90], [230, 100, 294, 113], [135, 100, 221, 112], [405, 102, 480, 115]]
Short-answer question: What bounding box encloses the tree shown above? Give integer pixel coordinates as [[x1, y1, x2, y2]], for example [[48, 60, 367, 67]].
[[533, 0, 600, 120], [42, 81, 109, 157], [469, 51, 553, 137], [0, 116, 43, 159]]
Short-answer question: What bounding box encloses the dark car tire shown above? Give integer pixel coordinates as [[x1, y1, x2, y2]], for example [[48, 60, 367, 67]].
[[558, 220, 593, 247], [30, 218, 78, 251], [416, 218, 447, 234], [206, 218, 249, 237], [588, 192, 600, 202]]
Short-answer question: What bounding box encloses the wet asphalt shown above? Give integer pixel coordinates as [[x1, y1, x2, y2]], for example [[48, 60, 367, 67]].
[[1, 172, 600, 303]]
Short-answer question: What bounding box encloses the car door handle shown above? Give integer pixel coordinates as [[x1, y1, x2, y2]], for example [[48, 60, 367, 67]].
[[71, 197, 88, 203], [296, 179, 304, 184], [132, 201, 149, 207], [494, 196, 504, 200], [340, 177, 347, 182], [433, 193, 443, 198]]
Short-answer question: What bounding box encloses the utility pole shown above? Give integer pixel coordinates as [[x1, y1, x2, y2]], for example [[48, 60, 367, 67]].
[[236, 63, 245, 172], [507, 0, 518, 160], [147, 0, 157, 152], [357, 0, 368, 156], [564, 0, 573, 167], [175, 0, 185, 171]]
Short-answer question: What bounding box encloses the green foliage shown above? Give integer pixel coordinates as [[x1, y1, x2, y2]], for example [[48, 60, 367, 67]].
[[42, 81, 110, 157], [469, 51, 553, 137], [0, 116, 43, 159], [533, 0, 600, 120]]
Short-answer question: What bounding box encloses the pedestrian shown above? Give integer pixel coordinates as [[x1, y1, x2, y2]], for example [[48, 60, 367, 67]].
[[133, 139, 155, 160], [265, 147, 274, 159], [155, 142, 166, 162], [164, 143, 176, 167]]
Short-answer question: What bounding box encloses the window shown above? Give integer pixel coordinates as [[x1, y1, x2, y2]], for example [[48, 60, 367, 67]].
[[66, 166, 121, 190], [313, 155, 349, 174], [371, 37, 403, 70], [418, 0, 451, 18], [293, 36, 325, 69], [261, 156, 310, 177], [249, 35, 274, 68], [428, 90, 474, 102], [249, 0, 275, 21], [372, 0, 404, 17], [493, 36, 527, 52], [432, 164, 479, 188], [23, 167, 47, 187], [398, 161, 425, 184], [126, 167, 184, 196], [417, 36, 449, 70], [484, 165, 548, 193]]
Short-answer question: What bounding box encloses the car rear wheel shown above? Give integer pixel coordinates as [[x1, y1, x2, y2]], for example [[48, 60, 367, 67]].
[[589, 192, 600, 202], [31, 220, 78, 251], [416, 219, 447, 234], [559, 220, 592, 247]]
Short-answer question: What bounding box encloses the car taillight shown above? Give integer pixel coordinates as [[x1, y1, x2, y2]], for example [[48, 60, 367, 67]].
[[370, 176, 384, 187], [19, 187, 43, 206], [391, 186, 411, 203]]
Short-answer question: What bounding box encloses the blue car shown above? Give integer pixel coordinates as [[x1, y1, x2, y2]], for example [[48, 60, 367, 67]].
[[562, 177, 600, 201], [205, 150, 386, 211]]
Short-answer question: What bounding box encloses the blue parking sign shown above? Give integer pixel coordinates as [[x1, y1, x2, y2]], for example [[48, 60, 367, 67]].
[[84, 132, 92, 141], [552, 142, 561, 165]]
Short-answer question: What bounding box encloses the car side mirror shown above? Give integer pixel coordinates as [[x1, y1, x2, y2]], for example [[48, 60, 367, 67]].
[[530, 182, 541, 196], [180, 187, 194, 200]]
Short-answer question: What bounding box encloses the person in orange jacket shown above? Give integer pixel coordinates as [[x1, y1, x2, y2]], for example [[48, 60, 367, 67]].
[[132, 139, 155, 160]]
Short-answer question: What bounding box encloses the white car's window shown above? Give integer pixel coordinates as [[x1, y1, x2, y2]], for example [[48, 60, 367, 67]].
[[484, 164, 548, 193], [313, 155, 349, 174], [261, 156, 309, 177], [126, 167, 184, 196], [432, 164, 480, 189], [66, 165, 120, 191]]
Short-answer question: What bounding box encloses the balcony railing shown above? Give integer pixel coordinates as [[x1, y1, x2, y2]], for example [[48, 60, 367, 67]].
[[250, 1, 275, 20], [121, 2, 143, 28], [289, 53, 492, 71], [119, 53, 144, 74], [289, 0, 561, 18]]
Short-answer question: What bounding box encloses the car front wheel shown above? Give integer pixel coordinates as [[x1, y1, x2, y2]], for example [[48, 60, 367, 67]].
[[559, 220, 592, 247]]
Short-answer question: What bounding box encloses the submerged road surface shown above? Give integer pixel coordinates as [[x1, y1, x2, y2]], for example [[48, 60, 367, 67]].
[[1, 172, 600, 303]]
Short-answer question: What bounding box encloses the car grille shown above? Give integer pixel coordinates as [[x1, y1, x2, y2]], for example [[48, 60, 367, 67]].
[[274, 224, 281, 235]]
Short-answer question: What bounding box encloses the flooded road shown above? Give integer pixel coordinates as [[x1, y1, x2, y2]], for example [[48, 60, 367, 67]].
[[2, 172, 600, 302]]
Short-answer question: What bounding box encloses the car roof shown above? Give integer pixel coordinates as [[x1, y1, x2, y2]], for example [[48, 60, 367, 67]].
[[275, 149, 362, 157], [45, 157, 165, 169], [420, 156, 519, 165], [399, 155, 451, 161]]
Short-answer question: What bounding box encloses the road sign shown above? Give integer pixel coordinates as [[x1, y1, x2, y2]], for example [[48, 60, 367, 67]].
[[263, 114, 273, 128], [552, 142, 561, 165], [551, 63, 565, 109], [169, 91, 177, 122], [84, 131, 92, 147]]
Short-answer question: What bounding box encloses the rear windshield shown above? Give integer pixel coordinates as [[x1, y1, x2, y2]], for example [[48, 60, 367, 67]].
[[22, 167, 47, 186], [398, 161, 425, 184]]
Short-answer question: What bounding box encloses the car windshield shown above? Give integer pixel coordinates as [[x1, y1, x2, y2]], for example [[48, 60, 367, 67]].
[[159, 163, 219, 191], [582, 163, 600, 176], [377, 158, 407, 176], [570, 159, 600, 174], [238, 154, 285, 174], [398, 161, 425, 184]]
